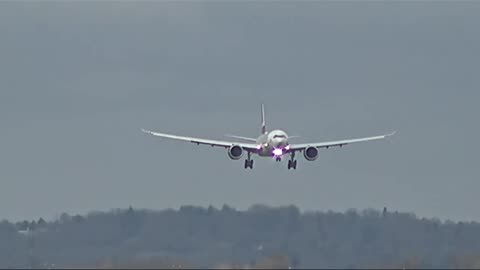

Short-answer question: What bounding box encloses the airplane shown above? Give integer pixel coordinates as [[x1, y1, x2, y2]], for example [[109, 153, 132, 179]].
[[141, 104, 395, 170]]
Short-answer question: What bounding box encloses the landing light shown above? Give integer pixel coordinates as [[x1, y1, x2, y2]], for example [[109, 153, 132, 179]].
[[273, 148, 283, 156], [285, 145, 291, 151]]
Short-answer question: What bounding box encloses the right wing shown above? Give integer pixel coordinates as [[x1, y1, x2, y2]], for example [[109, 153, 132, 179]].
[[289, 131, 396, 151], [141, 129, 258, 150]]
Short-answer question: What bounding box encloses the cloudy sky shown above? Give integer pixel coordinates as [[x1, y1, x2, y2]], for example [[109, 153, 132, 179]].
[[1, 2, 479, 222]]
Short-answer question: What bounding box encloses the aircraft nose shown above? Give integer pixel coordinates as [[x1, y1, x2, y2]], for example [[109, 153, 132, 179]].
[[273, 137, 287, 146]]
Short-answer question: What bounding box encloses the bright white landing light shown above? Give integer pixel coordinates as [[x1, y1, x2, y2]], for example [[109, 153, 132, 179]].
[[273, 148, 283, 156]]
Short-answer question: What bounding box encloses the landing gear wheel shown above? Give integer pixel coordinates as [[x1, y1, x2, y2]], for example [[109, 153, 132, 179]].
[[288, 160, 298, 170], [244, 159, 254, 169], [288, 151, 297, 170]]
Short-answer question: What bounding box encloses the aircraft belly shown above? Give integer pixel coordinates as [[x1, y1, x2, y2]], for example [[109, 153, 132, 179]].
[[257, 146, 273, 157]]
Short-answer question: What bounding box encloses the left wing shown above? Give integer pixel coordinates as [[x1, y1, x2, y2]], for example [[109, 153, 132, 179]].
[[224, 134, 258, 142], [289, 131, 396, 151], [141, 129, 258, 150]]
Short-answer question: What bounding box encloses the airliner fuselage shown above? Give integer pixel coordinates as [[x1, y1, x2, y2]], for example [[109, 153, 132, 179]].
[[256, 129, 290, 158]]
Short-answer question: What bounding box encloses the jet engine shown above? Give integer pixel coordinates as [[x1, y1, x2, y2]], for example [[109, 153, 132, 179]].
[[303, 146, 319, 161], [227, 145, 244, 160]]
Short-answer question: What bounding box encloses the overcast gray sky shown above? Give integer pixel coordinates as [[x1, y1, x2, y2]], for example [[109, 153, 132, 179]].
[[1, 1, 479, 222]]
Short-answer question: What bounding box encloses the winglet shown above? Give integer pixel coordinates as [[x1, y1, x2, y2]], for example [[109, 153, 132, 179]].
[[385, 131, 396, 138], [141, 128, 152, 135]]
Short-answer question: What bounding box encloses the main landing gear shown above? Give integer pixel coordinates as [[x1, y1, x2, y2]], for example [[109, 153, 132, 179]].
[[287, 152, 297, 170], [244, 152, 254, 169]]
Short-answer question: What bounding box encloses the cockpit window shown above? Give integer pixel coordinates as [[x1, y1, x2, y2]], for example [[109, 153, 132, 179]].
[[273, 135, 286, 138]]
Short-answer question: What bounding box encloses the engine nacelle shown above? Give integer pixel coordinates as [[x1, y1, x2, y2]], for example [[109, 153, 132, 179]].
[[303, 146, 319, 161], [227, 145, 244, 160]]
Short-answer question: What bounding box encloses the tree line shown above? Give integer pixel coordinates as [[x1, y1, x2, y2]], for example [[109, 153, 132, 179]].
[[1, 205, 480, 268]]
